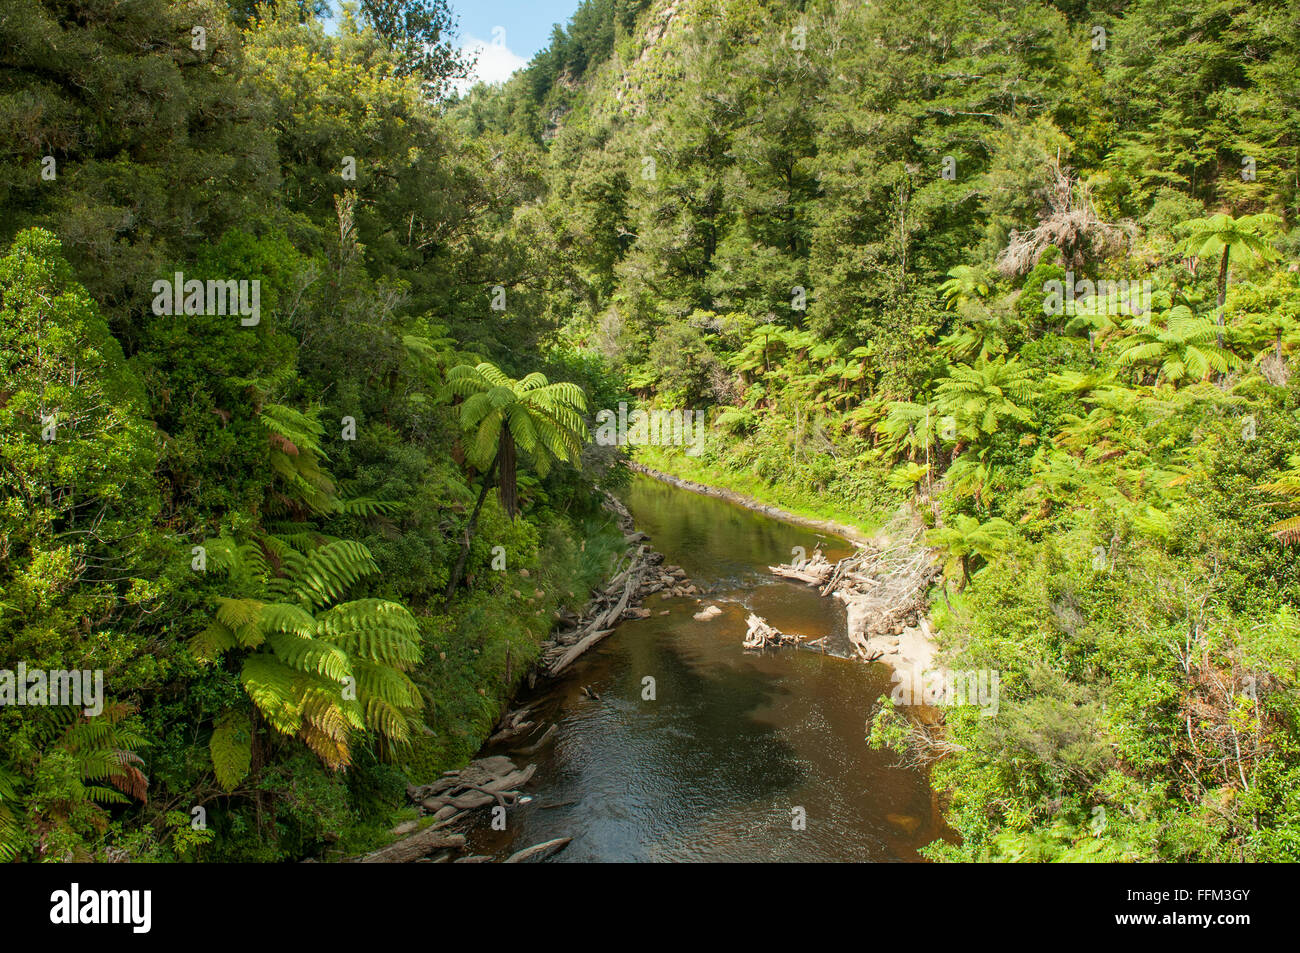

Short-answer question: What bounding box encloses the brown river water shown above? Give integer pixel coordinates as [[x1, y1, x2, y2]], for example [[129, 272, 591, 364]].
[[464, 475, 949, 862]]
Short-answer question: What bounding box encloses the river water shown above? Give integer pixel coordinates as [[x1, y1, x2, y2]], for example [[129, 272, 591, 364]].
[[464, 475, 947, 862]]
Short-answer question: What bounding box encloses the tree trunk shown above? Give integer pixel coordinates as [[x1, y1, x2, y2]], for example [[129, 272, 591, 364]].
[[445, 454, 498, 600], [1216, 244, 1230, 346], [498, 426, 518, 519]]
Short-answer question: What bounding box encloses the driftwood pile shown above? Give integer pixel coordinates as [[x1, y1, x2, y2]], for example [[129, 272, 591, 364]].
[[407, 754, 536, 822], [743, 613, 802, 650], [770, 513, 941, 661], [357, 755, 574, 864], [770, 547, 834, 586], [536, 493, 697, 678]]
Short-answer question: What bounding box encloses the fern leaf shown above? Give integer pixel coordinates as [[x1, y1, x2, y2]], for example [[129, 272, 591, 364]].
[[210, 711, 253, 792]]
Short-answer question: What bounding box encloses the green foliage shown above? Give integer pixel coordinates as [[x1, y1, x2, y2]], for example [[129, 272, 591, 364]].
[[0, 2, 616, 861], [195, 531, 422, 774]]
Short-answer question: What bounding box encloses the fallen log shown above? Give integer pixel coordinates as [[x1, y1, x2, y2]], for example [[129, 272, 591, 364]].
[[503, 837, 572, 864], [488, 719, 535, 745], [546, 628, 615, 677], [768, 510, 942, 660], [768, 549, 834, 586], [769, 565, 829, 585], [360, 829, 466, 864], [512, 723, 557, 756]]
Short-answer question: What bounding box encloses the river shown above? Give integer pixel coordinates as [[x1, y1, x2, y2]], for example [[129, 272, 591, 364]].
[[464, 474, 948, 861]]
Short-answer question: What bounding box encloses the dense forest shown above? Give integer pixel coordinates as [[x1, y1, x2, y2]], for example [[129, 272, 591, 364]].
[[2, 0, 1299, 863]]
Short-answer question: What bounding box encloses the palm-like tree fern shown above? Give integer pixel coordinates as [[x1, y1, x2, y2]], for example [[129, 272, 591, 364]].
[[927, 514, 1016, 589], [880, 358, 1035, 502], [939, 307, 1009, 362], [1175, 212, 1281, 344], [878, 398, 945, 461], [1114, 305, 1243, 384], [443, 361, 589, 597], [933, 356, 1036, 450], [938, 265, 991, 309]]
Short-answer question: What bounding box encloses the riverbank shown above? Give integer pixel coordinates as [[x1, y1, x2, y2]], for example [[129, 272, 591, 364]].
[[360, 488, 694, 861]]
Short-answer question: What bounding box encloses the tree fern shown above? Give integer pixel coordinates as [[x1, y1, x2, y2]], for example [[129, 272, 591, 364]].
[[195, 531, 422, 784], [1259, 457, 1300, 545], [443, 360, 590, 595], [260, 402, 337, 514], [1115, 305, 1243, 383]]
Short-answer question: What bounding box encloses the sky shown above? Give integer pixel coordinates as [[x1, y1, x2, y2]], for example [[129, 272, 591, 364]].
[[321, 1, 581, 95], [450, 1, 583, 93]]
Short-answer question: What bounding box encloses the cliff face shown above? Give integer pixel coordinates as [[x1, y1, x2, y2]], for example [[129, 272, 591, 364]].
[[472, 0, 733, 141]]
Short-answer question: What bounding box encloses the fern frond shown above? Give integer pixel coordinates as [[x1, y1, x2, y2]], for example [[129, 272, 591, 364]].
[[210, 711, 253, 792], [239, 654, 304, 737]]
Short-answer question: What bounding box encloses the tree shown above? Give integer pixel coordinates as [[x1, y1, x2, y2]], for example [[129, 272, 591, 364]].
[[1115, 305, 1244, 384], [939, 265, 991, 310], [927, 515, 1015, 590], [358, 0, 472, 94], [0, 228, 162, 672], [933, 357, 1036, 452], [443, 362, 589, 597], [0, 229, 159, 860], [1175, 213, 1282, 344], [0, 0, 279, 314]]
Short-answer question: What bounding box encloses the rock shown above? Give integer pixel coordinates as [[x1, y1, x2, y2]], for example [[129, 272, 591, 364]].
[[887, 813, 921, 835], [693, 604, 723, 621]]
